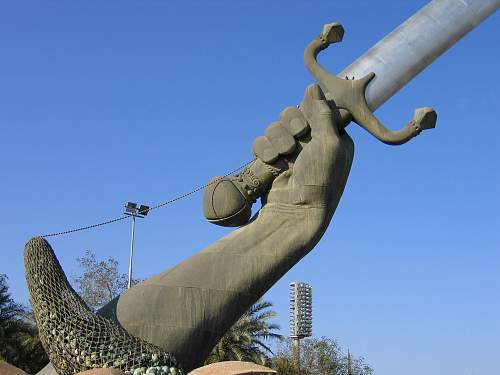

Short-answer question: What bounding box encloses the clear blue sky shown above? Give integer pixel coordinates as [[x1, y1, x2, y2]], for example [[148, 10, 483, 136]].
[[1, 1, 498, 374]]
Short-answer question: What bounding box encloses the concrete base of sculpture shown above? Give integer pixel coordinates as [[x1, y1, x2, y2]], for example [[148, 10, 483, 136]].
[[188, 362, 276, 375]]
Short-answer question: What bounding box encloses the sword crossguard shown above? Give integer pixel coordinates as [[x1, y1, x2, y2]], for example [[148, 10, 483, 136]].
[[304, 23, 437, 145]]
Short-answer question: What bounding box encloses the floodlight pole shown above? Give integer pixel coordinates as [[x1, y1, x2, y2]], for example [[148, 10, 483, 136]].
[[124, 202, 149, 289], [127, 215, 136, 289]]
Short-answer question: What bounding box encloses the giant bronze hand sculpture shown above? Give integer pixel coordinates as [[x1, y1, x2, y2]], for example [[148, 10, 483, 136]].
[[26, 15, 469, 373]]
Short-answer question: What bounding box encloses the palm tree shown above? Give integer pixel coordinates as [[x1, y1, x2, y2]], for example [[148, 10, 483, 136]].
[[205, 300, 283, 365], [0, 274, 48, 373]]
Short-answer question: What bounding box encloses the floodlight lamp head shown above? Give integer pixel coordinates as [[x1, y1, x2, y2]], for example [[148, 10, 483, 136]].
[[124, 202, 138, 216], [138, 205, 150, 217], [124, 201, 150, 218]]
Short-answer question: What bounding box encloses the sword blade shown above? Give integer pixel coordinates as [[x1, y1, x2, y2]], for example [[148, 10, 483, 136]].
[[339, 0, 499, 111]]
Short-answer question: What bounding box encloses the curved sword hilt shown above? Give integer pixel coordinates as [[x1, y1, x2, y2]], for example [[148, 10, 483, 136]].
[[304, 23, 437, 145]]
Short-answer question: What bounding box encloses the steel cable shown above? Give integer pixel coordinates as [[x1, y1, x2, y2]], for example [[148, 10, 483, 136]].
[[40, 160, 254, 238]]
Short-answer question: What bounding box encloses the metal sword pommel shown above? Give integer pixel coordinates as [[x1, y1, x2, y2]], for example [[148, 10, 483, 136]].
[[305, 22, 437, 145]]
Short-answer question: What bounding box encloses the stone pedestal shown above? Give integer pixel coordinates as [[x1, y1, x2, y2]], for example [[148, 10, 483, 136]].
[[188, 361, 276, 375]]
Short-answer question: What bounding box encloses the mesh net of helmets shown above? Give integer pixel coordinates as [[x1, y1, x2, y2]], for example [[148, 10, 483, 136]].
[[24, 237, 184, 375]]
